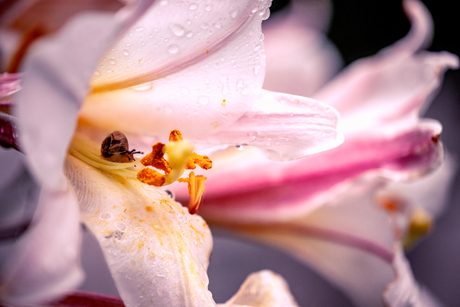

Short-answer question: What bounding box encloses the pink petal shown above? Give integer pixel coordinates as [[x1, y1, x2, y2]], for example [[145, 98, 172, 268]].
[[184, 121, 441, 222], [313, 0, 458, 134], [262, 0, 341, 96], [219, 270, 300, 307], [0, 185, 83, 306], [15, 0, 156, 189], [81, 0, 270, 139], [200, 89, 343, 161]]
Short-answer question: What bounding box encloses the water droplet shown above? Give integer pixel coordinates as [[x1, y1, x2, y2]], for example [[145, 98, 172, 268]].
[[132, 82, 153, 92], [230, 9, 238, 18], [135, 26, 144, 32], [168, 44, 180, 54], [241, 88, 250, 96], [186, 31, 194, 38], [198, 96, 209, 105], [159, 0, 168, 6], [189, 3, 198, 10], [205, 78, 210, 85], [200, 23, 208, 29], [123, 49, 130, 56], [236, 145, 245, 151], [116, 222, 127, 231], [214, 22, 222, 29], [109, 59, 116, 65], [237, 79, 244, 88], [170, 23, 185, 37], [164, 105, 174, 115], [94, 70, 101, 76], [253, 65, 260, 75], [99, 212, 112, 220], [251, 7, 258, 13], [205, 5, 212, 11], [181, 87, 189, 95]]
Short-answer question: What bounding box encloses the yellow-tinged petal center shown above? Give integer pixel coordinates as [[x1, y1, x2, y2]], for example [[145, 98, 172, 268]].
[[69, 129, 212, 214]]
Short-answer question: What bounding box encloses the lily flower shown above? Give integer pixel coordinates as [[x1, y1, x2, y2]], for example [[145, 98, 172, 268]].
[[170, 0, 458, 306], [0, 0, 343, 306]]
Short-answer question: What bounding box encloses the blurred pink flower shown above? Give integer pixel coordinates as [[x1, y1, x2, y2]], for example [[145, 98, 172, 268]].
[[170, 0, 458, 306]]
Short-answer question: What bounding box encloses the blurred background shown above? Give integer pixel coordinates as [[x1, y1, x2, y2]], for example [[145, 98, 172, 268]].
[[75, 0, 460, 306]]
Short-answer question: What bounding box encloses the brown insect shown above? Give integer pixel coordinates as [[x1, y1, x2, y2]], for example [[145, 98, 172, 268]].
[[101, 131, 142, 163]]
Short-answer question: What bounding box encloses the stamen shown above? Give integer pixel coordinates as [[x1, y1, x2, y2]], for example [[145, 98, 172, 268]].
[[136, 129, 213, 213], [178, 172, 207, 214], [403, 207, 433, 249], [186, 152, 212, 170]]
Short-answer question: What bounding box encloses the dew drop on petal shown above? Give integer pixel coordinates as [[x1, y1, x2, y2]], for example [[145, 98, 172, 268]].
[[168, 44, 180, 54], [230, 9, 238, 18], [159, 0, 168, 6], [164, 105, 174, 115], [122, 49, 130, 56], [186, 31, 194, 38], [116, 222, 127, 231], [198, 96, 209, 105], [205, 5, 212, 11], [170, 23, 185, 37], [181, 87, 189, 95], [109, 59, 116, 65], [99, 212, 112, 220], [189, 3, 198, 10]]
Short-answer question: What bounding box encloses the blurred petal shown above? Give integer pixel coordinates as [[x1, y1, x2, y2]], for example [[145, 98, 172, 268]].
[[0, 112, 20, 150], [65, 156, 215, 307], [202, 90, 343, 161], [378, 154, 456, 217], [383, 246, 443, 307], [0, 147, 38, 233], [15, 0, 155, 189], [187, 121, 441, 222], [313, 0, 459, 133], [222, 178, 395, 307], [219, 270, 299, 307], [81, 0, 270, 139], [49, 291, 125, 307], [263, 0, 341, 96], [0, 185, 83, 306]]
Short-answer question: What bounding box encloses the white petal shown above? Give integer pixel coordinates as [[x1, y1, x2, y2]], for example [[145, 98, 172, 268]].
[[219, 270, 299, 307], [81, 0, 270, 139], [15, 0, 155, 189], [201, 90, 343, 161], [228, 178, 396, 307], [91, 0, 270, 91], [383, 246, 443, 307], [0, 185, 83, 306], [65, 155, 216, 307]]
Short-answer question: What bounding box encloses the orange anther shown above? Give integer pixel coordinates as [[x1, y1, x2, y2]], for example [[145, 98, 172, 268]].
[[186, 152, 212, 170], [169, 130, 184, 142]]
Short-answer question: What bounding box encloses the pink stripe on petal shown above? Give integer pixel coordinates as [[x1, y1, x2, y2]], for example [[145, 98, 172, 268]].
[[191, 123, 442, 222]]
